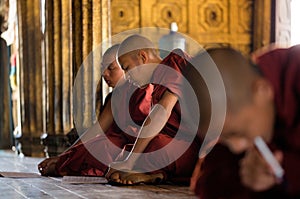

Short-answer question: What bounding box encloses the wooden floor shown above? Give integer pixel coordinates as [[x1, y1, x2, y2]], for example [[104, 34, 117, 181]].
[[0, 150, 197, 199]]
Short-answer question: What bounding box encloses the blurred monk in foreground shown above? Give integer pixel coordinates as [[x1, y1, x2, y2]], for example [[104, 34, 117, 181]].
[[191, 45, 300, 199]]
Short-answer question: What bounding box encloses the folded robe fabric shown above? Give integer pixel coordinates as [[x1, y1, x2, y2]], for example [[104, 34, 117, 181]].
[[56, 82, 153, 176]]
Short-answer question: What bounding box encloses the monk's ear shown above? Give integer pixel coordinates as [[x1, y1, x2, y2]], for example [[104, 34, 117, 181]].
[[252, 78, 274, 104], [138, 50, 149, 64]]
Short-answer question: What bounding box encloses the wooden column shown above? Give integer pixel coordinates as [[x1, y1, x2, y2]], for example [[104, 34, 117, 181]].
[[252, 0, 272, 51], [81, 0, 93, 132], [45, 0, 54, 136], [92, 0, 103, 121], [61, 0, 72, 132], [53, 0, 63, 135], [72, 0, 83, 135], [42, 0, 74, 156], [74, 0, 101, 134], [252, 0, 291, 51], [0, 1, 12, 148], [101, 0, 111, 102], [16, 0, 111, 156], [43, 0, 64, 156], [0, 38, 13, 149], [73, 0, 111, 134], [17, 0, 44, 156]]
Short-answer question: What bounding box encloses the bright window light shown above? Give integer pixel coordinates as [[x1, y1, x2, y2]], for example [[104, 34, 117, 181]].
[[291, 0, 300, 45]]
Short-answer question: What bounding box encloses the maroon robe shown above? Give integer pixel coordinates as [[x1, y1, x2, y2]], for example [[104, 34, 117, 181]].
[[195, 45, 300, 199], [132, 49, 201, 182], [55, 81, 153, 176]]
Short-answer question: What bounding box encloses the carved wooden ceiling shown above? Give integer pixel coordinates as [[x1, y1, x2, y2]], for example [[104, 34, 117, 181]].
[[111, 0, 254, 55]]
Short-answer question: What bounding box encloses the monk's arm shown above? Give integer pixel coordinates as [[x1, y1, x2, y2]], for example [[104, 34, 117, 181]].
[[124, 90, 178, 168], [66, 98, 114, 149], [38, 95, 115, 175]]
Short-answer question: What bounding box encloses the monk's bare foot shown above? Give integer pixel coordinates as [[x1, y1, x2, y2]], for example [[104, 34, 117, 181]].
[[109, 171, 164, 185], [38, 157, 60, 176]]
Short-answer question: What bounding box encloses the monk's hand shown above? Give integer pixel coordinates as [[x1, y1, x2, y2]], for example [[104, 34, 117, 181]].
[[239, 146, 283, 192], [105, 160, 133, 181]]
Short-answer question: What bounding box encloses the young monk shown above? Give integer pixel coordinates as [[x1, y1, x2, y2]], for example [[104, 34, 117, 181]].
[[191, 46, 300, 198], [105, 34, 201, 185], [38, 44, 153, 176]]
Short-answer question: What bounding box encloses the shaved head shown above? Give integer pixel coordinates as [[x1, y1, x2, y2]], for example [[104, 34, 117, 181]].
[[192, 47, 262, 118], [117, 34, 159, 60], [101, 44, 120, 70], [185, 47, 264, 140], [206, 48, 261, 112]]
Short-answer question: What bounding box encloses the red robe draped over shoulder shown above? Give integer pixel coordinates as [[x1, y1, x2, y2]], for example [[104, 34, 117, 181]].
[[133, 49, 200, 181], [195, 45, 300, 199], [256, 45, 300, 197]]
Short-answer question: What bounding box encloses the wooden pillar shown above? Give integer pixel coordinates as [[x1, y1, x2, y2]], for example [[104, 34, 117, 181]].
[[0, 0, 12, 148], [74, 0, 103, 134], [16, 0, 111, 156], [61, 0, 72, 132], [72, 0, 83, 135], [42, 0, 64, 156], [72, 0, 83, 74], [92, 0, 103, 121], [73, 0, 112, 134], [17, 0, 44, 156], [252, 0, 291, 51], [53, 0, 63, 135], [81, 0, 94, 132], [101, 0, 111, 102], [0, 38, 13, 149], [45, 0, 55, 136], [42, 0, 74, 156], [252, 0, 272, 51]]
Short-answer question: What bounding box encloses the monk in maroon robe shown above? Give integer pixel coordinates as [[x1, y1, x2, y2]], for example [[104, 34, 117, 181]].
[[53, 82, 153, 176], [191, 45, 300, 199], [106, 34, 201, 185], [38, 44, 153, 177]]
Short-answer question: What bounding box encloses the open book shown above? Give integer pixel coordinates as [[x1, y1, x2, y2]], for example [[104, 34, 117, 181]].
[[62, 176, 108, 184]]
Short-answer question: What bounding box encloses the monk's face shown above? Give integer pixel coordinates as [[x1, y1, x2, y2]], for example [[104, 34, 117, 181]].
[[118, 51, 153, 87], [219, 80, 275, 154], [102, 61, 124, 88], [220, 107, 261, 153]]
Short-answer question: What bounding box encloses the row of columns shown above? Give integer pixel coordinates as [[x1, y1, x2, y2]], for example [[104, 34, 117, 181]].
[[16, 0, 110, 156]]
